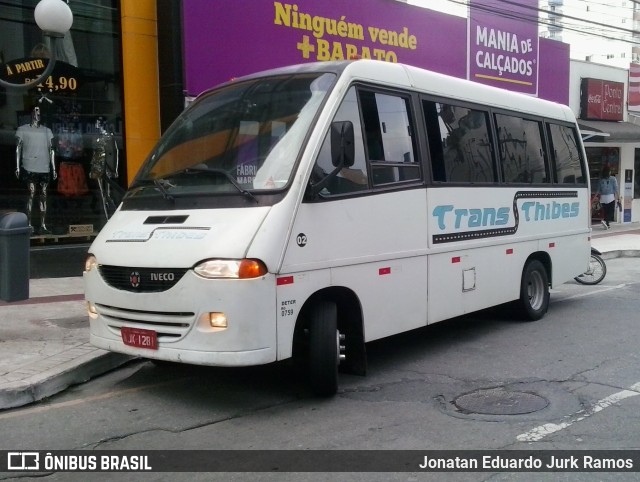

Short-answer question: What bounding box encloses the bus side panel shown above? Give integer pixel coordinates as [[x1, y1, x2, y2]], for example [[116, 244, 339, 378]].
[[543, 233, 591, 287], [275, 268, 331, 360], [425, 186, 591, 322], [281, 190, 430, 341], [281, 191, 429, 274], [540, 189, 592, 286], [330, 257, 428, 342], [427, 243, 530, 323]]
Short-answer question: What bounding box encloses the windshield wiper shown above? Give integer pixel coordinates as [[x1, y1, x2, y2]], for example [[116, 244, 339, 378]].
[[128, 178, 176, 201], [183, 167, 258, 203], [153, 179, 175, 202]]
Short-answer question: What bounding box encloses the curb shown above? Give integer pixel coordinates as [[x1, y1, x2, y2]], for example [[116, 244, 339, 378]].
[[0, 352, 134, 410], [599, 250, 640, 260]]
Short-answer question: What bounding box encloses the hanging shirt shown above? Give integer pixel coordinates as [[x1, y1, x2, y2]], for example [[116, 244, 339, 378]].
[[57, 127, 84, 159], [16, 124, 54, 173]]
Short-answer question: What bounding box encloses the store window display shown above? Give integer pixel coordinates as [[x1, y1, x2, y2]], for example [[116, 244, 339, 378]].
[[15, 106, 56, 234], [1, 0, 124, 248], [56, 103, 89, 200], [89, 117, 119, 219]]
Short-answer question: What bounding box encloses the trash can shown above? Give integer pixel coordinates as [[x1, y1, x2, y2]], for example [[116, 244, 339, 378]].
[[0, 211, 31, 302]]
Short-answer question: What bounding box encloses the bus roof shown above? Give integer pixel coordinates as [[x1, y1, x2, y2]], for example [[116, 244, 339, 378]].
[[209, 60, 575, 124]]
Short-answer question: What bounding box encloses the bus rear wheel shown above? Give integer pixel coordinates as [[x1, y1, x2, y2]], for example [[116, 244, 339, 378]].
[[519, 259, 549, 321], [309, 301, 341, 396]]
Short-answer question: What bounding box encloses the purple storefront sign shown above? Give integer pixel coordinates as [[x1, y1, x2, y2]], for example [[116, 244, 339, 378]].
[[468, 0, 539, 95], [182, 0, 465, 95], [182, 0, 567, 104]]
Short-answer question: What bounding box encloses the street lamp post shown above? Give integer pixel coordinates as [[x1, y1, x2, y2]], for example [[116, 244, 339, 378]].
[[0, 0, 73, 91]]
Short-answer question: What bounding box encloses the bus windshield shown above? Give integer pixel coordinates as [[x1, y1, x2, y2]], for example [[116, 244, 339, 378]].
[[132, 72, 336, 197]]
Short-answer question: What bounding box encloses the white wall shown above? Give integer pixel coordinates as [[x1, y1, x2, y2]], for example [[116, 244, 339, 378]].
[[618, 144, 639, 223]]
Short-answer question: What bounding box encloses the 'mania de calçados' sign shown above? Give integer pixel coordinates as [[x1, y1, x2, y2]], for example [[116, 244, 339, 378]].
[[467, 0, 539, 95]]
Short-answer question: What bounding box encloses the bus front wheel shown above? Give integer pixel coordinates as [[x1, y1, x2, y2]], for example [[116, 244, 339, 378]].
[[519, 260, 549, 321], [309, 301, 340, 396]]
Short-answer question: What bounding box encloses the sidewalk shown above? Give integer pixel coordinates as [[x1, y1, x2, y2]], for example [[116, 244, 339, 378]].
[[0, 223, 639, 410], [0, 277, 131, 410], [589, 221, 640, 258]]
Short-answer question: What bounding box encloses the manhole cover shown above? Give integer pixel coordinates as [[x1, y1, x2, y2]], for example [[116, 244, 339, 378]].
[[454, 388, 549, 415]]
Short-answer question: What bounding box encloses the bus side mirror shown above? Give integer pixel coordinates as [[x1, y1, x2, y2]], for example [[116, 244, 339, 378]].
[[306, 121, 355, 199], [331, 121, 355, 168]]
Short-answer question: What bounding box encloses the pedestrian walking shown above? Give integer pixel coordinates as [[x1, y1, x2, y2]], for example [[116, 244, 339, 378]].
[[594, 166, 619, 230]]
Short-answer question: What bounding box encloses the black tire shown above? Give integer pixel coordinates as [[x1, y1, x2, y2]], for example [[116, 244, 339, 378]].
[[309, 301, 339, 396], [574, 254, 607, 285], [519, 260, 549, 321]]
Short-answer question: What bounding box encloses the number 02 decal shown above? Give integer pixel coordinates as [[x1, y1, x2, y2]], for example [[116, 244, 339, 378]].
[[296, 233, 307, 247]]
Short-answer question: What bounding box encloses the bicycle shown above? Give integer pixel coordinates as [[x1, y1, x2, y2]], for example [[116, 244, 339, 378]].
[[574, 248, 607, 285]]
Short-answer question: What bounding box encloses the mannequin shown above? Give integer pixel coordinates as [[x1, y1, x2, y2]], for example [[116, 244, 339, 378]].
[[89, 118, 119, 220], [15, 106, 56, 234]]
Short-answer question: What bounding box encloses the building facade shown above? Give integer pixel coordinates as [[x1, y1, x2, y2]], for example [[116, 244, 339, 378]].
[[1, 0, 125, 237], [0, 0, 160, 276], [570, 59, 640, 224], [5, 0, 639, 276]]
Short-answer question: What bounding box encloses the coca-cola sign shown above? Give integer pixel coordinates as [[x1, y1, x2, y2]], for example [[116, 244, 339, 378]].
[[580, 78, 624, 121]]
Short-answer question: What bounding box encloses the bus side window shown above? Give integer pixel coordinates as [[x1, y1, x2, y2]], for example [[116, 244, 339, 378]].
[[359, 91, 385, 161], [547, 123, 585, 184], [359, 90, 420, 186], [495, 114, 550, 184], [429, 102, 494, 183], [312, 87, 369, 195], [422, 100, 445, 182]]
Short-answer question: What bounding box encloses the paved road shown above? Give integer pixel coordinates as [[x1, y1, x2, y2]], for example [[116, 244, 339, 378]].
[[1, 257, 638, 481]]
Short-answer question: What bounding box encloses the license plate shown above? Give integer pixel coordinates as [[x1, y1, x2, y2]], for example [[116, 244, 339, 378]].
[[121, 327, 158, 350]]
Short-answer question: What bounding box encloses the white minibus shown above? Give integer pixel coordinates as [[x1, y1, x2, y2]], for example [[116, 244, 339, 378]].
[[85, 60, 591, 395]]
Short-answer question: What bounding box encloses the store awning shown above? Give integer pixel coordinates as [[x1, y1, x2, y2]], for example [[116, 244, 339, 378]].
[[578, 119, 640, 142]]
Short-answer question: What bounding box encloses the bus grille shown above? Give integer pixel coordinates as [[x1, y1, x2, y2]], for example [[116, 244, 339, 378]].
[[99, 265, 189, 292], [96, 303, 194, 341]]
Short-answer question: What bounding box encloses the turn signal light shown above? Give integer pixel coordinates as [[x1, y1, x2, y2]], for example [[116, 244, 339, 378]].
[[238, 259, 268, 279]]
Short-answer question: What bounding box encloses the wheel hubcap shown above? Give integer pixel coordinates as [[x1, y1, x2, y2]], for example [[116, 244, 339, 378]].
[[528, 271, 544, 310], [337, 332, 346, 365]]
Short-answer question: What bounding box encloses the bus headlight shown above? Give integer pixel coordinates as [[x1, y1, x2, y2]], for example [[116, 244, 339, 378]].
[[194, 259, 268, 279], [85, 255, 97, 272]]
